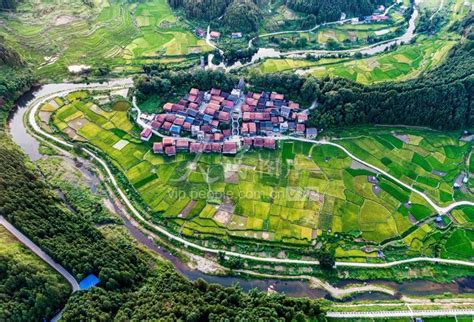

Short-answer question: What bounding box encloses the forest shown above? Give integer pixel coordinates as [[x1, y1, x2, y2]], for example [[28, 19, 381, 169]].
[[0, 0, 20, 10], [168, 0, 387, 31], [284, 0, 388, 22], [62, 264, 324, 321]]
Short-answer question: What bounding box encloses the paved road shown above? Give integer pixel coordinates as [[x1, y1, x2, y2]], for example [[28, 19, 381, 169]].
[[0, 216, 80, 292], [327, 309, 474, 318], [25, 85, 474, 269], [283, 136, 474, 215]]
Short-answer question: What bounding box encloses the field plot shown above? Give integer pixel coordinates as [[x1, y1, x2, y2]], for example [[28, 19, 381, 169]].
[[45, 92, 474, 260], [0, 0, 211, 79], [334, 127, 473, 206], [256, 37, 456, 84]]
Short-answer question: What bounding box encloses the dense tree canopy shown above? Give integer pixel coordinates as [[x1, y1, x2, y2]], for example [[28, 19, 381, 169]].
[[0, 0, 20, 10], [284, 0, 387, 22], [63, 266, 325, 321], [0, 252, 70, 321], [222, 0, 263, 32]]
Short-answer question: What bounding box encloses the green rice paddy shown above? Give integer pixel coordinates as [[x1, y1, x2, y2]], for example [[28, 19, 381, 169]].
[[332, 127, 473, 206], [256, 37, 456, 84], [42, 92, 474, 261], [0, 0, 211, 79]]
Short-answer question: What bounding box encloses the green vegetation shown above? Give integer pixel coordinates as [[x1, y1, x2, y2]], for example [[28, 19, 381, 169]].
[[0, 226, 70, 321], [0, 0, 211, 80], [333, 127, 472, 206], [46, 90, 474, 263], [253, 0, 471, 84]]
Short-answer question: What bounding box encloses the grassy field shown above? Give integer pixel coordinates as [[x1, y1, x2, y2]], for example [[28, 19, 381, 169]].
[[0, 0, 211, 80], [40, 91, 474, 261]]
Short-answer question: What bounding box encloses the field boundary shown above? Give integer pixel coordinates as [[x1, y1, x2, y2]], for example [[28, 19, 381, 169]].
[[21, 82, 474, 270]]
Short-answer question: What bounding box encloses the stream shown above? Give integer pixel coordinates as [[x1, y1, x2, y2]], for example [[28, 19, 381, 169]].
[[209, 0, 421, 71], [8, 84, 474, 300]]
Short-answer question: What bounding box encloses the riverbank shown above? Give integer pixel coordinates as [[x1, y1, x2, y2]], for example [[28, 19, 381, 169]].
[[7, 82, 474, 305]]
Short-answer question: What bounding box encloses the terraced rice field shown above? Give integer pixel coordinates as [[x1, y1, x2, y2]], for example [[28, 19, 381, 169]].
[[256, 37, 456, 84], [333, 127, 473, 206], [0, 0, 211, 79], [42, 92, 474, 260]]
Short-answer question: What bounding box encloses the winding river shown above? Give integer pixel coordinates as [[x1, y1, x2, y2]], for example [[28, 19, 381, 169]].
[[209, 0, 421, 71], [8, 83, 474, 300]]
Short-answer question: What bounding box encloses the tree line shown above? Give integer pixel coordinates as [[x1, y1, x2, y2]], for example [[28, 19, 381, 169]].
[[284, 0, 387, 23], [62, 265, 325, 321]]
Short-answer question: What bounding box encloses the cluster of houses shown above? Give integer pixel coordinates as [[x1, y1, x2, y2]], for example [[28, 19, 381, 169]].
[[139, 85, 317, 157], [141, 87, 240, 140], [240, 91, 312, 137], [194, 28, 242, 40], [150, 136, 278, 157]]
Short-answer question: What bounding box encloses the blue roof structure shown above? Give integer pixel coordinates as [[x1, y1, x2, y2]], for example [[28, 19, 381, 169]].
[[203, 114, 213, 123], [79, 274, 100, 290], [170, 125, 182, 134]]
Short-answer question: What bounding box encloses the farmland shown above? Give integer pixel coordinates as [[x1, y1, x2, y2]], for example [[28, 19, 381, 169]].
[[255, 36, 457, 84], [330, 127, 474, 206], [251, 0, 471, 85], [0, 0, 211, 80], [42, 91, 474, 262]]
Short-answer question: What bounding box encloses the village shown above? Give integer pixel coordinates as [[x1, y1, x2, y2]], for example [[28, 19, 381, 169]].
[[193, 1, 406, 42], [137, 82, 318, 157]]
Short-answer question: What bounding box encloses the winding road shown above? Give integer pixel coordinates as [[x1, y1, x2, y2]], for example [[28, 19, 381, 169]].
[[0, 215, 80, 292], [22, 82, 474, 270]]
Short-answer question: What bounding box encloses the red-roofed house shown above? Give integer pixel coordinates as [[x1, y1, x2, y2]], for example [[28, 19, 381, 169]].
[[296, 123, 306, 135], [176, 139, 189, 151], [243, 137, 253, 147], [263, 138, 276, 149], [211, 143, 222, 153], [162, 121, 172, 131], [214, 133, 224, 142], [218, 111, 230, 123], [174, 118, 184, 126], [190, 142, 204, 153], [190, 88, 199, 95], [241, 123, 249, 134], [183, 122, 192, 131], [254, 138, 264, 148], [163, 137, 174, 146], [223, 142, 238, 155], [288, 102, 300, 109], [210, 88, 221, 96], [151, 121, 162, 130], [153, 142, 164, 154], [248, 122, 257, 134], [270, 92, 284, 100], [297, 113, 308, 123], [165, 146, 176, 156], [222, 129, 231, 138], [163, 103, 173, 112], [210, 31, 221, 39], [140, 128, 152, 141]]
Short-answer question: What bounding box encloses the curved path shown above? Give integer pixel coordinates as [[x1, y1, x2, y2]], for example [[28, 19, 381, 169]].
[[327, 309, 474, 318], [283, 136, 474, 215], [24, 83, 474, 269], [0, 215, 80, 292]]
